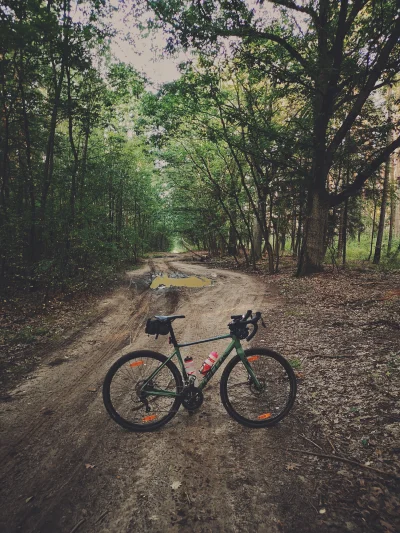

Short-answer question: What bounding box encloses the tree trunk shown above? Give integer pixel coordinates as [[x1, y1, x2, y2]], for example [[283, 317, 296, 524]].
[[337, 207, 344, 260], [368, 186, 378, 261], [295, 193, 303, 258], [228, 222, 237, 256], [297, 189, 329, 275], [66, 64, 78, 258], [388, 151, 398, 254], [373, 91, 393, 264], [373, 163, 390, 264], [16, 52, 37, 264], [291, 197, 297, 254], [40, 0, 68, 253], [0, 69, 10, 210], [252, 215, 262, 261], [342, 197, 349, 266], [274, 217, 280, 273]]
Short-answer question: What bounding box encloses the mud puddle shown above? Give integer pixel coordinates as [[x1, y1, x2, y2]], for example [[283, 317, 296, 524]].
[[150, 273, 212, 289]]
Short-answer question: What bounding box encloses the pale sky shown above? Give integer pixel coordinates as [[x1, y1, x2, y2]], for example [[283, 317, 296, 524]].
[[84, 0, 281, 88], [107, 2, 190, 88], [111, 31, 189, 87], [106, 0, 278, 88]]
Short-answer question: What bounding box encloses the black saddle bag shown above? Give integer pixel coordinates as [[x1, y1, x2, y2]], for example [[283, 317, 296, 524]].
[[145, 318, 170, 336]]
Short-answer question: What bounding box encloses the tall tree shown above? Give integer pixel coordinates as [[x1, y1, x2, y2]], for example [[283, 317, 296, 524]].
[[144, 0, 400, 274]]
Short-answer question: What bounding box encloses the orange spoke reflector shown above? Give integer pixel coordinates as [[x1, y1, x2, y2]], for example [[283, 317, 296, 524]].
[[130, 361, 144, 367], [258, 413, 272, 420], [142, 415, 157, 423], [247, 356, 260, 362]]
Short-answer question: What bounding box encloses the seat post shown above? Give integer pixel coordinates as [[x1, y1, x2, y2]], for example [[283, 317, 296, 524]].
[[168, 323, 178, 347]]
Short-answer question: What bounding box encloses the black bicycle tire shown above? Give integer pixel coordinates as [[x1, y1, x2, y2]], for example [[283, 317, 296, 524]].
[[220, 347, 297, 428], [103, 350, 183, 432]]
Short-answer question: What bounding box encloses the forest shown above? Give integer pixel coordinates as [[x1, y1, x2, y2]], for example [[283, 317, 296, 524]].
[[1, 3, 400, 533], [1, 0, 400, 295]]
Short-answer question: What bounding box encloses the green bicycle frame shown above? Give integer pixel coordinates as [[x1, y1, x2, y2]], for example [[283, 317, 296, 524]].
[[141, 333, 261, 398]]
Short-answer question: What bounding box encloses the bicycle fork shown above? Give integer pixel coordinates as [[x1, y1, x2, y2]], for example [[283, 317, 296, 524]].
[[236, 343, 262, 390]]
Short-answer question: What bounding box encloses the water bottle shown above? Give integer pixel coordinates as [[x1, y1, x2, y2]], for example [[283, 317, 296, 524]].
[[184, 356, 197, 378], [200, 351, 218, 375]]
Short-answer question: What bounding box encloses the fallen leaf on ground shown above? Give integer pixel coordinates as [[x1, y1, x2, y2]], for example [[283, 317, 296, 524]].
[[25, 496, 34, 504], [171, 481, 182, 490], [286, 463, 300, 471], [380, 520, 395, 532], [85, 463, 96, 469]]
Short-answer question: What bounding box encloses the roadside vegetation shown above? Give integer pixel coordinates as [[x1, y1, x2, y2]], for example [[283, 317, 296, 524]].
[[1, 3, 400, 531], [2, 1, 400, 301]]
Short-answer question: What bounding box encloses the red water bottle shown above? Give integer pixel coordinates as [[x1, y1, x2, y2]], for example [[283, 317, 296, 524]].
[[200, 351, 218, 375], [184, 356, 196, 377]]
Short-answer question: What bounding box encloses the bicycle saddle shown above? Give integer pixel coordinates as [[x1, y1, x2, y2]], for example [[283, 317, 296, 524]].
[[154, 315, 185, 322]]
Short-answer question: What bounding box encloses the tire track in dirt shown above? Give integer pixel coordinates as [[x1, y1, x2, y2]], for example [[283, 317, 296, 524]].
[[0, 288, 148, 470], [0, 259, 188, 532], [0, 257, 301, 533], [102, 260, 281, 533]]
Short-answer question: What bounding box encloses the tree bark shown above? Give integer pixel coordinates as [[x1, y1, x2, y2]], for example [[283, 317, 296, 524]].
[[369, 182, 378, 261], [252, 215, 262, 261], [15, 52, 36, 264], [297, 189, 330, 275], [66, 64, 79, 256], [228, 222, 237, 257], [0, 59, 10, 211], [373, 164, 390, 264], [40, 0, 68, 246], [374, 89, 393, 264], [387, 150, 398, 254]]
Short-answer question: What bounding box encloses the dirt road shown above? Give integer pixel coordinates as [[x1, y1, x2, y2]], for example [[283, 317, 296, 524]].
[[0, 257, 306, 533]]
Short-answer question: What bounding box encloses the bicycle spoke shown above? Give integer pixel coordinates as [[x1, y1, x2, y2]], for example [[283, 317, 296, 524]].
[[106, 354, 181, 427], [222, 351, 295, 425]]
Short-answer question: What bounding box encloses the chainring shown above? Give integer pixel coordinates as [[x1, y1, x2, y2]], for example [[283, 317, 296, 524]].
[[182, 386, 204, 411]]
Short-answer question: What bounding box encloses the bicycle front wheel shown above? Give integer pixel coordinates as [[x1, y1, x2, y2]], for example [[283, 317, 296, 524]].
[[220, 348, 296, 428], [103, 350, 183, 432]]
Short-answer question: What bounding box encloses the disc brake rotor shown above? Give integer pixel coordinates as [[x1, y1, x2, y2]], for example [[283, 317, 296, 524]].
[[249, 377, 266, 396]]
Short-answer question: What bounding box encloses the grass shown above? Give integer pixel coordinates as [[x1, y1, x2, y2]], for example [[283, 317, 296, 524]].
[[284, 308, 303, 317], [325, 232, 400, 269], [1, 326, 50, 345], [289, 358, 302, 370]]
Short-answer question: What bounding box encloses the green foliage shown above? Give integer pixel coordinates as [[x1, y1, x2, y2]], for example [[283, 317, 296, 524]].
[[2, 0, 400, 293], [144, 0, 400, 274], [0, 0, 171, 294], [289, 358, 302, 370]]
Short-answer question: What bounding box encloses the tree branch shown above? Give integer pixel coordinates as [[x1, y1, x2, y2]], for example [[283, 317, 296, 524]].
[[330, 134, 400, 207], [328, 15, 400, 156], [216, 26, 310, 71], [342, 0, 368, 36], [266, 0, 319, 25], [328, 0, 348, 85]]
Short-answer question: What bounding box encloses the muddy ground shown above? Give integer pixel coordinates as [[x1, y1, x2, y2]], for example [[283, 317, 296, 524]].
[[0, 254, 399, 533]]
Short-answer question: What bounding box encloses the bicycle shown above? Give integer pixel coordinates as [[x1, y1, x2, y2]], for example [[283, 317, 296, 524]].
[[103, 310, 297, 432]]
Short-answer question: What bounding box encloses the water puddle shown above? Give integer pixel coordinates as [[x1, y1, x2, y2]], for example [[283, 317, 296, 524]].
[[150, 274, 212, 289]]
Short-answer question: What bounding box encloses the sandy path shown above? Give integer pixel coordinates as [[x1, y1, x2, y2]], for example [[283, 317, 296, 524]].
[[0, 258, 301, 533]]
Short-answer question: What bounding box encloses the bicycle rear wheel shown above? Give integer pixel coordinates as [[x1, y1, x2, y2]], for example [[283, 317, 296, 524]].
[[220, 348, 296, 428], [103, 350, 183, 432]]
